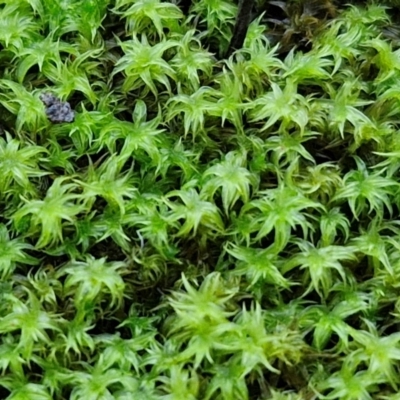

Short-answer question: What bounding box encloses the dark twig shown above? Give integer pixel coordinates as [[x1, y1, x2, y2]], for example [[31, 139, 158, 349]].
[[226, 0, 256, 57]]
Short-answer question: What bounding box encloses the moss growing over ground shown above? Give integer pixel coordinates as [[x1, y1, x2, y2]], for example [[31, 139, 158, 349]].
[[1, 0, 400, 399]]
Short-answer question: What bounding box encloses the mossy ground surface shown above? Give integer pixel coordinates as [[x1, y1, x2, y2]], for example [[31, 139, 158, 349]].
[[2, 0, 400, 399]]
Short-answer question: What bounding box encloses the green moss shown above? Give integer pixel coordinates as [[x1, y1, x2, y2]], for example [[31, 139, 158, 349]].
[[1, 0, 400, 399]]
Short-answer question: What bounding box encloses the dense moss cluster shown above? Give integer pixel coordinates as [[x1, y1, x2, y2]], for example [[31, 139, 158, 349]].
[[2, 0, 400, 399]]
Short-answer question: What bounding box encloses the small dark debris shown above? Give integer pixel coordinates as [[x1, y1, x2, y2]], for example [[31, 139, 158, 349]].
[[39, 92, 75, 123]]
